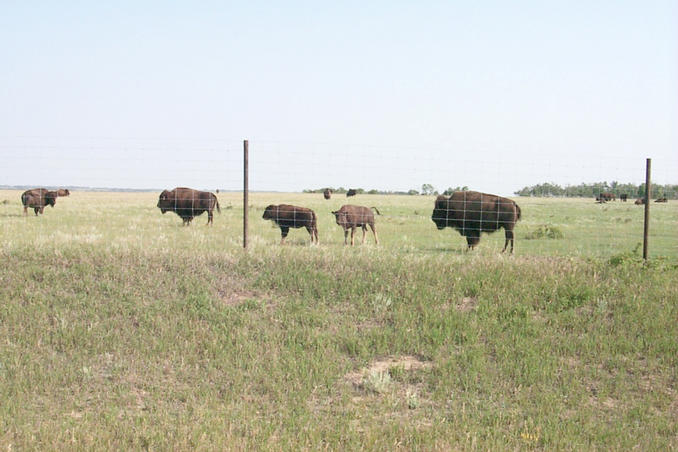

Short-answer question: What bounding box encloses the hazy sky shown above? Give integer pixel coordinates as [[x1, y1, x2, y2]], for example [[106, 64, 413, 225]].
[[2, 1, 677, 194]]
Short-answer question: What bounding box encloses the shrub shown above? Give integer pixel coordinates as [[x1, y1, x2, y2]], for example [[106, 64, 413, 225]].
[[524, 224, 564, 240]]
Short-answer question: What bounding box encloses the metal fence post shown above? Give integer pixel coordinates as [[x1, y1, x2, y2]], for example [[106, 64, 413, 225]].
[[642, 158, 651, 260], [244, 139, 249, 249]]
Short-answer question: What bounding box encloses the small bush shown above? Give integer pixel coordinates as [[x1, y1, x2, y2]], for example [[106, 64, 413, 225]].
[[364, 370, 391, 394], [524, 224, 564, 240]]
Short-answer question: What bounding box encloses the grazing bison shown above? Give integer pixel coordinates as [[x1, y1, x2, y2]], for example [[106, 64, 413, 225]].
[[346, 189, 357, 197], [634, 198, 645, 205], [598, 192, 616, 202], [331, 205, 380, 245], [619, 193, 628, 202], [262, 204, 318, 244], [323, 189, 332, 200], [157, 187, 220, 225], [431, 191, 521, 253], [21, 188, 58, 216], [655, 197, 668, 203], [56, 189, 70, 197]]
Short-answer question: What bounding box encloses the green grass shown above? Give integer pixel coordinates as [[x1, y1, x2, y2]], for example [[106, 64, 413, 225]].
[[0, 190, 677, 450]]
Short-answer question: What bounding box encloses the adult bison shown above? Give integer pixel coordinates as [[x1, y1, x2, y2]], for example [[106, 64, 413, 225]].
[[323, 189, 332, 200], [21, 188, 58, 216], [431, 191, 521, 253], [56, 189, 70, 197], [619, 193, 628, 202], [597, 192, 616, 202], [346, 189, 357, 197], [262, 204, 318, 244], [331, 205, 380, 245], [156, 187, 220, 225]]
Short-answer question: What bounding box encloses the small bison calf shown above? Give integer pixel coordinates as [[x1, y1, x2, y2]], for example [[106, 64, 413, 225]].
[[331, 205, 380, 245], [262, 204, 319, 245]]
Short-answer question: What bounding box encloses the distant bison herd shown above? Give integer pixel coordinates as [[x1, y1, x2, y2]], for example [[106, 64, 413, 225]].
[[15, 187, 672, 252]]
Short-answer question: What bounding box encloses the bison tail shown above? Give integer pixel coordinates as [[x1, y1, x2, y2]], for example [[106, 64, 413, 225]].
[[515, 203, 522, 221], [370, 206, 381, 215], [21, 193, 28, 206]]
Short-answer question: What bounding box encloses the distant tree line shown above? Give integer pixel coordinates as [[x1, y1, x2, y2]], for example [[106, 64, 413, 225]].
[[304, 184, 471, 196], [514, 182, 678, 199]]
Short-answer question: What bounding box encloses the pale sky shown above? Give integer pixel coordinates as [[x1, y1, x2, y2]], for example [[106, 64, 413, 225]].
[[2, 1, 677, 195]]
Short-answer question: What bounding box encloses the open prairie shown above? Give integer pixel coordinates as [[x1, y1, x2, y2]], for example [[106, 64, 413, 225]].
[[0, 190, 677, 449]]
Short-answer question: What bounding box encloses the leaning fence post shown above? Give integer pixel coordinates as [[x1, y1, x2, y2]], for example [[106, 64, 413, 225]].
[[243, 139, 249, 249], [642, 158, 651, 260]]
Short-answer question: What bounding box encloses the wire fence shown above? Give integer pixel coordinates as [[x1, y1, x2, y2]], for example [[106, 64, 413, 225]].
[[1, 137, 676, 259]]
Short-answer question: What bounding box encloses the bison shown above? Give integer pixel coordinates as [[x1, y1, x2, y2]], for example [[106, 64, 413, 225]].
[[655, 197, 668, 203], [431, 191, 521, 253], [323, 189, 332, 200], [619, 193, 628, 202], [346, 189, 357, 197], [21, 188, 58, 216], [598, 192, 616, 202], [635, 198, 645, 205], [331, 205, 380, 245], [262, 204, 318, 245], [56, 189, 70, 197], [157, 187, 220, 225]]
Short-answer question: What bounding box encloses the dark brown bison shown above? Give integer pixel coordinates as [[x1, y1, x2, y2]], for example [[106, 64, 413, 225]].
[[323, 189, 332, 200], [346, 189, 357, 197], [262, 204, 318, 244], [432, 191, 521, 253], [157, 187, 220, 225], [619, 193, 628, 202], [635, 198, 645, 205], [56, 189, 70, 197], [597, 192, 616, 202], [21, 188, 58, 216], [331, 205, 380, 245], [655, 197, 668, 203]]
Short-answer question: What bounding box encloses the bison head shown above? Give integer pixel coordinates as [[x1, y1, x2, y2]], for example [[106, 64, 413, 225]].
[[262, 205, 278, 220], [331, 210, 347, 227], [157, 190, 173, 214], [45, 191, 58, 207], [431, 195, 451, 230]]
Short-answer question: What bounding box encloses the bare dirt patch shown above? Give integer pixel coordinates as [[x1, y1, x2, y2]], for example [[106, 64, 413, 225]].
[[344, 355, 432, 388]]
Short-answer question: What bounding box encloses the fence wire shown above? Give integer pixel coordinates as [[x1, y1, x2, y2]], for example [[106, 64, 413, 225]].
[[1, 137, 676, 258]]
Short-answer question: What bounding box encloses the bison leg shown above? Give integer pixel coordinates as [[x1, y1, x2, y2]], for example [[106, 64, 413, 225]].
[[206, 210, 213, 225], [361, 225, 367, 244], [280, 226, 289, 245], [343, 228, 349, 245], [23, 206, 28, 216], [369, 223, 379, 245], [350, 227, 356, 246], [466, 235, 480, 250], [502, 229, 515, 254], [305, 225, 317, 244], [35, 207, 41, 216]]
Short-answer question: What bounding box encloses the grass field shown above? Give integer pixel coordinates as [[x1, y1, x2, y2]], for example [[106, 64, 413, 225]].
[[1, 190, 677, 450]]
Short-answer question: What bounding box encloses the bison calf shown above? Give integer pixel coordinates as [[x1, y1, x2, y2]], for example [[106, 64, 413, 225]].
[[157, 187, 220, 225], [21, 188, 58, 216], [263, 204, 318, 244], [332, 205, 380, 245], [323, 189, 332, 200], [432, 191, 521, 253]]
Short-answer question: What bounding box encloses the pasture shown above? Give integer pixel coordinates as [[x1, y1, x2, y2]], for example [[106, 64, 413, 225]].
[[1, 190, 677, 449]]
